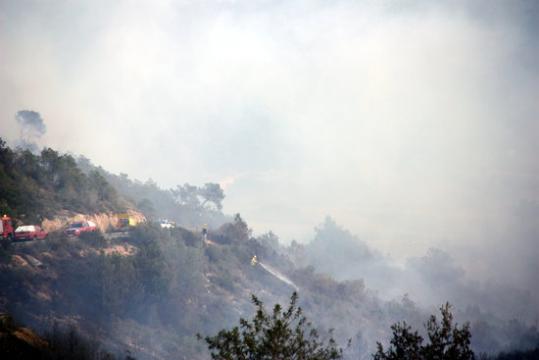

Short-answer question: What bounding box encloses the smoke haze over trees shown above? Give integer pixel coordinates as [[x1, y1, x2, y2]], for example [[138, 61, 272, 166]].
[[76, 155, 229, 229], [0, 140, 538, 359], [289, 216, 539, 336], [1, 0, 539, 359], [1, 0, 539, 287]]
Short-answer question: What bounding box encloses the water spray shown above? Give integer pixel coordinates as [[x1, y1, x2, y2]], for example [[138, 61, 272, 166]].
[[251, 255, 298, 290]]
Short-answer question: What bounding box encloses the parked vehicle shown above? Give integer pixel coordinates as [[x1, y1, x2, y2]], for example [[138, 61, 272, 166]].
[[14, 225, 48, 241], [1, 215, 15, 241], [116, 213, 139, 230], [159, 219, 175, 229], [64, 221, 97, 236]]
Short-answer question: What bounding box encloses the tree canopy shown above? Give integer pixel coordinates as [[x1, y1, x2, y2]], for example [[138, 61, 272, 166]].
[[0, 138, 121, 221], [200, 292, 344, 360], [172, 182, 225, 211]]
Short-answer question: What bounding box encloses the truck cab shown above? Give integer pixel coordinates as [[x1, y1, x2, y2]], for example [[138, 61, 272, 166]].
[[1, 215, 15, 241], [14, 225, 48, 241], [117, 213, 138, 229], [64, 221, 97, 237]]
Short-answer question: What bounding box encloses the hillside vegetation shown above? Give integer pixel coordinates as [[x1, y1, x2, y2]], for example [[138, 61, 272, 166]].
[[1, 140, 538, 360], [0, 138, 123, 223]]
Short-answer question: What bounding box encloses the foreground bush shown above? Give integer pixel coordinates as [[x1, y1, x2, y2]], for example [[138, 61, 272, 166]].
[[200, 292, 344, 360]]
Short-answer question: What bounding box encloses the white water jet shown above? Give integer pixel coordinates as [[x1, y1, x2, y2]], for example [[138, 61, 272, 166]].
[[258, 262, 298, 290]]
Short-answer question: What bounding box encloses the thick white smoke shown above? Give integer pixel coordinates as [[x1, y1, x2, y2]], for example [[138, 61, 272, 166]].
[[15, 110, 46, 152]]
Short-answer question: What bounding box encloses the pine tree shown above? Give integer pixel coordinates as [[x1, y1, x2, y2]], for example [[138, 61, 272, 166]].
[[200, 292, 344, 360]]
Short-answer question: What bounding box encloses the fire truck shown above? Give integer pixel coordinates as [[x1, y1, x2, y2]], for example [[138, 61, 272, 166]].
[[1, 215, 15, 241], [116, 213, 139, 231]]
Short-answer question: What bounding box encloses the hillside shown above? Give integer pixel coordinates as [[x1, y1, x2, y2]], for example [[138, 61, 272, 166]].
[[1, 141, 538, 359], [2, 219, 386, 359], [3, 221, 538, 359]]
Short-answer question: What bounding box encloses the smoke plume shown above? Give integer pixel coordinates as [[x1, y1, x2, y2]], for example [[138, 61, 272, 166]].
[[15, 110, 46, 152]]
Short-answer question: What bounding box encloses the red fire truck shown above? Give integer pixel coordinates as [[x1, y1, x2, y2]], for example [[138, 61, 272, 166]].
[[1, 215, 15, 241]]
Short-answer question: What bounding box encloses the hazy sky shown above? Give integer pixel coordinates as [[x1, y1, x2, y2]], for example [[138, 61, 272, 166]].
[[1, 1, 538, 276]]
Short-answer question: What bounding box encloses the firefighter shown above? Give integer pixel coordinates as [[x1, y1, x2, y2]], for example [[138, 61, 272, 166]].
[[202, 224, 208, 241]]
